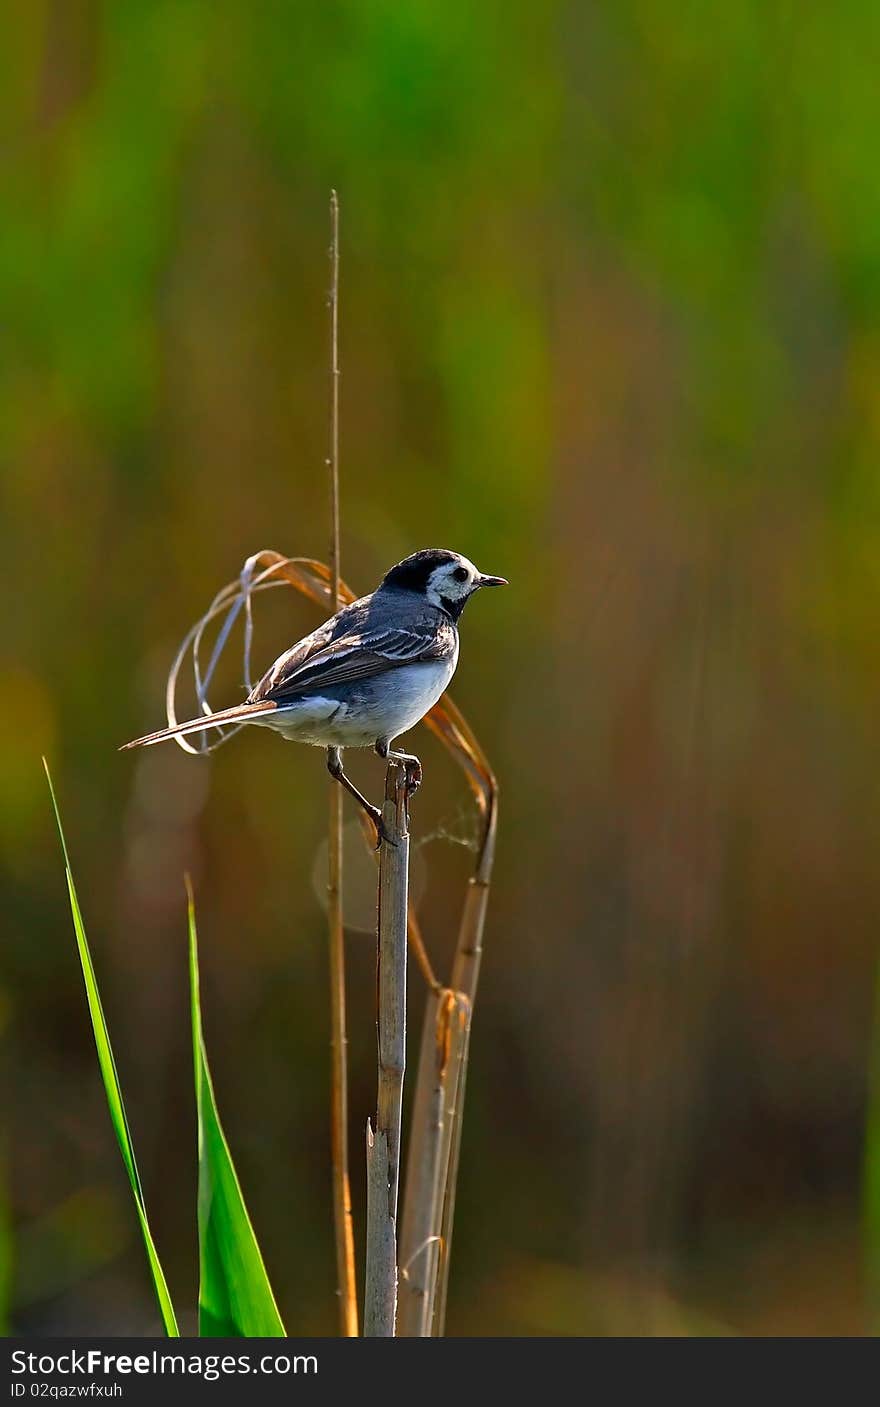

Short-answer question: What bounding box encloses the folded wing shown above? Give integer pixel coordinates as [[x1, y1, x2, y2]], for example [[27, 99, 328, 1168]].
[[250, 620, 457, 704]]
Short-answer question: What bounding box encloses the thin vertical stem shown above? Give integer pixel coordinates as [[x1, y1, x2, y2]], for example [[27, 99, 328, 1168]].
[[397, 988, 466, 1336], [364, 762, 410, 1335], [328, 191, 341, 611], [326, 190, 358, 1337], [865, 957, 880, 1332], [432, 869, 493, 1336]]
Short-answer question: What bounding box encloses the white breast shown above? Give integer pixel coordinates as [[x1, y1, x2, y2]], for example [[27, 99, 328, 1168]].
[[261, 640, 459, 750], [376, 653, 458, 739]]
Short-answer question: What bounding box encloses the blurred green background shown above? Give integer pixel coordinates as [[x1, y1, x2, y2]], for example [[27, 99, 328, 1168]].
[[3, 1, 880, 1336]]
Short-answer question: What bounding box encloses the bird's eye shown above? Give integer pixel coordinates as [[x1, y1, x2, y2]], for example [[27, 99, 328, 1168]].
[[453, 566, 469, 583]]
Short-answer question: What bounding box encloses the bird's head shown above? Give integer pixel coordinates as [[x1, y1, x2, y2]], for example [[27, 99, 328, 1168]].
[[381, 549, 507, 620]]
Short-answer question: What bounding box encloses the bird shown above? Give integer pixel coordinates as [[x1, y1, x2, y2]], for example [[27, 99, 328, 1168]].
[[121, 548, 507, 841]]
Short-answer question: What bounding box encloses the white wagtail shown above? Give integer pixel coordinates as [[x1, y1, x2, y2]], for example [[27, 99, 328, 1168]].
[[121, 549, 506, 839]]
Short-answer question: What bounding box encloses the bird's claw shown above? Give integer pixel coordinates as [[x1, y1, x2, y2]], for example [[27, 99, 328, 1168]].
[[403, 757, 422, 796]]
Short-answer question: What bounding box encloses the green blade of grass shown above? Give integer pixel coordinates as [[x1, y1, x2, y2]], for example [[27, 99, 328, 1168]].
[[187, 883, 285, 1337], [43, 759, 179, 1336]]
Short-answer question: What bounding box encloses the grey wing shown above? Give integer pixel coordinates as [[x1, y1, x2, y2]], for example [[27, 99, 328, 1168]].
[[247, 620, 337, 702], [248, 598, 366, 702], [254, 617, 457, 705]]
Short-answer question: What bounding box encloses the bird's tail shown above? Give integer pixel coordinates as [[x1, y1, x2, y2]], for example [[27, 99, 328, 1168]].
[[119, 699, 278, 751]]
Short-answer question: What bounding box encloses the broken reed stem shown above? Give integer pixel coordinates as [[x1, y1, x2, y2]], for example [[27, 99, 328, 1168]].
[[399, 802, 497, 1336], [326, 190, 358, 1337], [396, 999, 444, 1335], [397, 990, 466, 1336], [432, 873, 493, 1336], [364, 762, 410, 1336]]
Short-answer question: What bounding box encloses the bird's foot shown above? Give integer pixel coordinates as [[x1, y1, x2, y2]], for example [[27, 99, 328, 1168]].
[[374, 741, 421, 818], [380, 748, 422, 796], [397, 755, 422, 796]]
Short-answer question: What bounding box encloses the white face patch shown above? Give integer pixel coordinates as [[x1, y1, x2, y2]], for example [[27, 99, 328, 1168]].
[[424, 556, 480, 609]]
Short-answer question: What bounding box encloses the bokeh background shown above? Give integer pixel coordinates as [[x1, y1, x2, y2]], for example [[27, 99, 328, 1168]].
[[3, 2, 880, 1337]]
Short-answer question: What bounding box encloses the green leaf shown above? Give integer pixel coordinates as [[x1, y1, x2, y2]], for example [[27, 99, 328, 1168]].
[[187, 883, 286, 1337], [44, 759, 179, 1336]]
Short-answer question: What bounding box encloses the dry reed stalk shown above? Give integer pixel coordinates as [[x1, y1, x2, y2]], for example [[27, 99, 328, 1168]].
[[325, 191, 358, 1337], [327, 192, 341, 610], [364, 761, 411, 1335], [396, 988, 467, 1335], [398, 700, 498, 1336], [431, 864, 495, 1335], [354, 811, 440, 994], [364, 1125, 395, 1337]]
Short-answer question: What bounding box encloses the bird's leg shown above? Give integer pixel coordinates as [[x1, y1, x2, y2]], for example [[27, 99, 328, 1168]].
[[327, 747, 393, 848], [375, 737, 422, 796]]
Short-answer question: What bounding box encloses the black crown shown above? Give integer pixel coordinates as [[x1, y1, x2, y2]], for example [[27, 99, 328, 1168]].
[[382, 549, 460, 593]]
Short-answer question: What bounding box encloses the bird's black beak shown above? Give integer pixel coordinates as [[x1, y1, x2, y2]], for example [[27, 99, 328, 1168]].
[[478, 573, 508, 588]]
